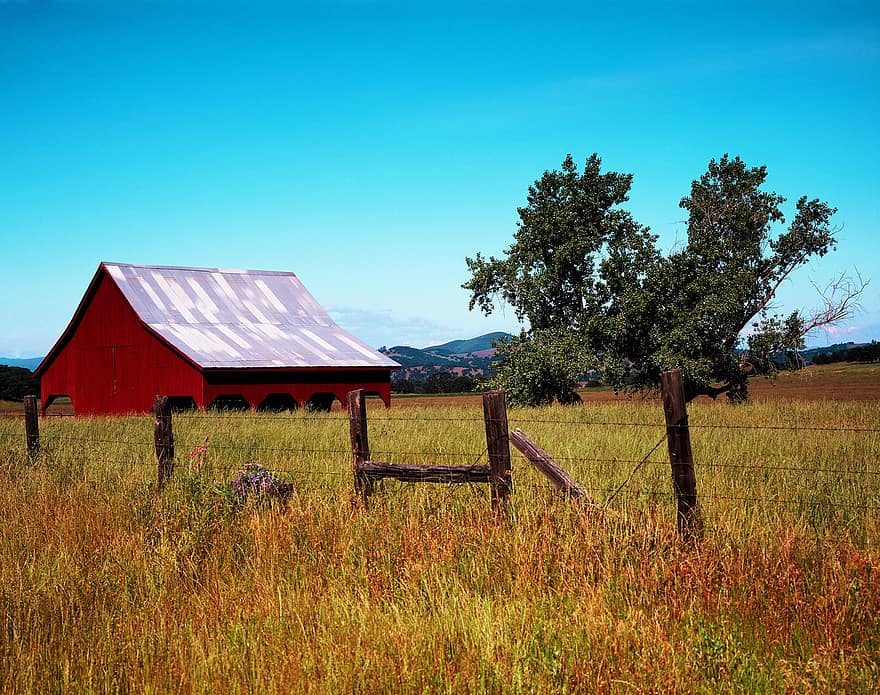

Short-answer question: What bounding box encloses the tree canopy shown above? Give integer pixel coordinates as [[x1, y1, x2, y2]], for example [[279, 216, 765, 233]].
[[0, 366, 40, 402], [464, 154, 864, 405]]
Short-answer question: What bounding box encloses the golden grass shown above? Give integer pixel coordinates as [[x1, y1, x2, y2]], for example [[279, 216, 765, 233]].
[[1, 397, 879, 693]]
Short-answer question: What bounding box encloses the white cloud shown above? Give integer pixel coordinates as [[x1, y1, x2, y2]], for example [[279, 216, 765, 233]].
[[326, 306, 456, 349], [326, 305, 521, 350], [808, 322, 880, 346]]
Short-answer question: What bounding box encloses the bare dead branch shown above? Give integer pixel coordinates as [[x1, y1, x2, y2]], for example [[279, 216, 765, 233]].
[[802, 271, 868, 336]]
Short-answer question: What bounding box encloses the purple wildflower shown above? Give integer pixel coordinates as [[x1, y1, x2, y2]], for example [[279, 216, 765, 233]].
[[228, 463, 294, 504]]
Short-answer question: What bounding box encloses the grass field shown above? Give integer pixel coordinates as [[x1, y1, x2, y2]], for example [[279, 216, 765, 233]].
[[1, 364, 878, 692]]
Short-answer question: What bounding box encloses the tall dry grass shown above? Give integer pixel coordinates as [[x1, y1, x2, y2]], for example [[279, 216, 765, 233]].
[[1, 399, 878, 693]]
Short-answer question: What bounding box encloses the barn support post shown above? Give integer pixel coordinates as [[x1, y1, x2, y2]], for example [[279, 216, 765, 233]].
[[660, 369, 703, 540], [152, 395, 175, 490], [347, 389, 373, 504], [24, 395, 39, 461], [482, 389, 512, 513]]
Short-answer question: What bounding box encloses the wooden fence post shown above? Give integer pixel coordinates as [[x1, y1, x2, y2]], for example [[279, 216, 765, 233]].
[[152, 395, 174, 489], [482, 389, 512, 512], [24, 395, 39, 461], [660, 369, 702, 539], [348, 389, 372, 503], [509, 428, 596, 507]]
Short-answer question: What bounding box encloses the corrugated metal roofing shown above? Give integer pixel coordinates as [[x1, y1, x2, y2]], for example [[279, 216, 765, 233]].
[[104, 263, 400, 369]]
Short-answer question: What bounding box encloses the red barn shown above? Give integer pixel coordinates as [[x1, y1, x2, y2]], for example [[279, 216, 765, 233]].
[[35, 262, 400, 415]]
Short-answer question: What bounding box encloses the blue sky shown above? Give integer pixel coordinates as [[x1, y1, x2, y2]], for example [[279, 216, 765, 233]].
[[1, 0, 878, 356]]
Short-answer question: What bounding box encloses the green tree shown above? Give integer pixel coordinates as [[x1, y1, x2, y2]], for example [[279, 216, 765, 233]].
[[450, 375, 477, 393], [488, 328, 589, 405], [847, 342, 880, 362], [391, 378, 418, 394], [465, 154, 864, 405], [0, 366, 40, 402], [423, 371, 455, 394]]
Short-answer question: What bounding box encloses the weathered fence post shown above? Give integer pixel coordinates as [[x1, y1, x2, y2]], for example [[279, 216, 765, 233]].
[[24, 394, 39, 461], [152, 395, 174, 489], [660, 369, 702, 539], [509, 428, 596, 507], [347, 389, 372, 503], [482, 389, 512, 512]]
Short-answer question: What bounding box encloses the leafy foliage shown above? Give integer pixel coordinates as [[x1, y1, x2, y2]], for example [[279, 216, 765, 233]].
[[392, 371, 477, 394], [486, 330, 587, 406], [0, 366, 39, 402], [422, 372, 476, 394], [465, 153, 861, 405], [465, 154, 657, 332]]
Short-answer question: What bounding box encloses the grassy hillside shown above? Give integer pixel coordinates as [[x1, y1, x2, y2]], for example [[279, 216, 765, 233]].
[[381, 345, 462, 367], [424, 331, 513, 355], [0, 395, 878, 692]]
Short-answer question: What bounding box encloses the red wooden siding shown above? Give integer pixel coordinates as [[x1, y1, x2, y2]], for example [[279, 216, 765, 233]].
[[40, 273, 205, 415]]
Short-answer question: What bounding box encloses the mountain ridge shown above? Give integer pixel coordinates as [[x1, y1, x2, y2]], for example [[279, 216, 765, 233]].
[[3, 337, 873, 380], [423, 331, 513, 355], [380, 332, 513, 381], [0, 357, 43, 371]]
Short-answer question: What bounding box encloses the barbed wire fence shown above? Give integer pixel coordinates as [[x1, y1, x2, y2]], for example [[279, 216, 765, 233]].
[[3, 371, 879, 546]]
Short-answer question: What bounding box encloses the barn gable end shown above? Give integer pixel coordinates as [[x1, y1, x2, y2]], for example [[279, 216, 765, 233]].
[[36, 263, 400, 415]]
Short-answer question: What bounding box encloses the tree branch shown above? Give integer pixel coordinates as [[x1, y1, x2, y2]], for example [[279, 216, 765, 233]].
[[688, 382, 734, 402], [801, 272, 868, 335], [753, 250, 810, 318]]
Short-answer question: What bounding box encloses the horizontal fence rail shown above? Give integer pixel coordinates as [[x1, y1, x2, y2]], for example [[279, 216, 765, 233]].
[[347, 387, 511, 513]]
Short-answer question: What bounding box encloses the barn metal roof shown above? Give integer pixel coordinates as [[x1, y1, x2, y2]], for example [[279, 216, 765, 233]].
[[103, 263, 400, 369]]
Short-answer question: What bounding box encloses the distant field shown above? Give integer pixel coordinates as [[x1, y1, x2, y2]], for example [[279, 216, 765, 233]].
[[0, 369, 878, 692], [2, 363, 877, 417], [745, 362, 880, 401], [392, 362, 880, 408]]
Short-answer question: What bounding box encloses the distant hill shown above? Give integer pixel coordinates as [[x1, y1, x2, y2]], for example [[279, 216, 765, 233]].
[[424, 332, 513, 355], [380, 332, 513, 381], [0, 337, 869, 381], [0, 357, 42, 371], [384, 334, 879, 383], [380, 346, 461, 369], [801, 342, 858, 362]]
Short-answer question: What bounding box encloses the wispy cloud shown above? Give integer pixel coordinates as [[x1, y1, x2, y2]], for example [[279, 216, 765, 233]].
[[326, 306, 459, 349], [823, 325, 863, 338], [804, 319, 880, 347], [327, 305, 522, 350]]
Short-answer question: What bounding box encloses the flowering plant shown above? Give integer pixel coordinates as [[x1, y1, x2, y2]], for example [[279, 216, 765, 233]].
[[189, 435, 210, 472], [223, 463, 294, 506]]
